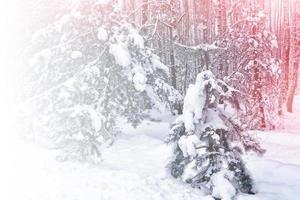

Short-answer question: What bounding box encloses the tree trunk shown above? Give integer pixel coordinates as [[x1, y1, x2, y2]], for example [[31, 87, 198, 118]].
[[278, 0, 291, 115], [287, 54, 300, 112], [287, 0, 300, 112], [169, 26, 177, 89], [217, 0, 227, 35], [141, 0, 148, 25], [253, 66, 266, 128], [252, 21, 266, 128]]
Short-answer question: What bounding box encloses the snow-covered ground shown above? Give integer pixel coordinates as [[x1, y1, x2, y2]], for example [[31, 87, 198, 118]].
[[1, 96, 300, 200], [242, 95, 300, 200]]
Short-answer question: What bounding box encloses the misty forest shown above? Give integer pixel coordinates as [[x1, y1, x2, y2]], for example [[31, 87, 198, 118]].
[[1, 0, 300, 200]]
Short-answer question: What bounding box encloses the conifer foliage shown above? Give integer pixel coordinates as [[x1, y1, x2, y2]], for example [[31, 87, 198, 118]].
[[166, 70, 263, 199], [23, 0, 182, 162]]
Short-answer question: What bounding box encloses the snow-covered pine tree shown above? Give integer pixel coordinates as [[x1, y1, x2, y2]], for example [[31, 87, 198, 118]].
[[166, 70, 264, 199], [21, 0, 182, 163]]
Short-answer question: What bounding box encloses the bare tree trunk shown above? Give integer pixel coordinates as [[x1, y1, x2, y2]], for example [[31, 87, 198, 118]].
[[169, 26, 177, 89], [251, 17, 266, 128], [184, 60, 188, 94], [183, 0, 190, 45], [287, 54, 300, 112], [286, 0, 300, 112], [141, 0, 148, 25], [168, 0, 177, 89], [278, 0, 291, 115], [127, 0, 136, 22], [203, 50, 210, 70], [253, 66, 266, 128], [217, 0, 227, 35]]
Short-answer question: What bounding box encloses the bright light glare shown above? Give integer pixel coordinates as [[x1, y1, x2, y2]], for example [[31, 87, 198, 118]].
[[0, 1, 27, 198]]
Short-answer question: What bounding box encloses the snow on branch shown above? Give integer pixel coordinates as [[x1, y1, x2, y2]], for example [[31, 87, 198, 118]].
[[174, 42, 223, 51]]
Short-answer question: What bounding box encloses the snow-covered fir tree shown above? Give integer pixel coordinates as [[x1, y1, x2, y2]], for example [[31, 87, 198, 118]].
[[166, 70, 264, 199], [22, 0, 182, 162]]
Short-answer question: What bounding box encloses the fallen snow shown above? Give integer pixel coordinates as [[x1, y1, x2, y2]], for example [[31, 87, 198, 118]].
[[1, 120, 213, 200], [211, 170, 237, 200], [240, 95, 300, 200], [1, 97, 300, 200]]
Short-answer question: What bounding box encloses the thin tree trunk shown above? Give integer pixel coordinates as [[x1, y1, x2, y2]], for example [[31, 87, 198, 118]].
[[169, 26, 177, 89], [286, 0, 300, 112], [252, 20, 266, 128], [141, 0, 148, 25], [287, 54, 300, 112], [253, 66, 266, 128]]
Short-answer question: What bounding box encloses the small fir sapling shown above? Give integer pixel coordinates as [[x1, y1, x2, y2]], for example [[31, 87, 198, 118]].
[[166, 70, 264, 199]]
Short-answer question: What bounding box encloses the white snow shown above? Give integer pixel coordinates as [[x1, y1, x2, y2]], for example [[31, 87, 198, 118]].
[[202, 109, 227, 131], [145, 86, 168, 112], [31, 29, 47, 44], [175, 42, 219, 51], [109, 43, 131, 67], [97, 26, 108, 41], [240, 95, 300, 200], [30, 48, 52, 67], [182, 160, 198, 182], [70, 51, 83, 59], [178, 134, 201, 158], [150, 54, 169, 73], [128, 27, 144, 49], [211, 170, 237, 200], [183, 84, 206, 132], [2, 97, 300, 200], [178, 135, 189, 157], [271, 39, 278, 49], [72, 105, 102, 132], [1, 120, 213, 200], [131, 65, 147, 92], [183, 71, 217, 132], [95, 0, 110, 5], [132, 73, 147, 92]]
